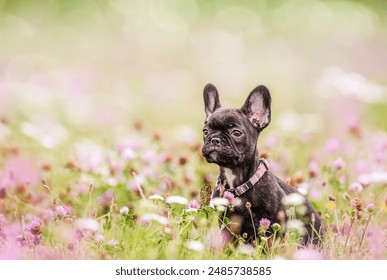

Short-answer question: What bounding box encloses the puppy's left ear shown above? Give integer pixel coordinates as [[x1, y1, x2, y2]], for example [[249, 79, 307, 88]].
[[241, 85, 271, 130]]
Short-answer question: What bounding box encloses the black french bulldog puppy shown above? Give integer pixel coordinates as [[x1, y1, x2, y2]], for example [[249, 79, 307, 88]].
[[201, 83, 324, 245]]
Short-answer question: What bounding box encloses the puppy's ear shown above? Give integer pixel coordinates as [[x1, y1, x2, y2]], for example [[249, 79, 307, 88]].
[[241, 85, 271, 130], [203, 83, 221, 119]]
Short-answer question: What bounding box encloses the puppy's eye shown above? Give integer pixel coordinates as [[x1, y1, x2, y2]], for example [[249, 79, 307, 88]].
[[231, 130, 242, 137], [203, 129, 209, 136]]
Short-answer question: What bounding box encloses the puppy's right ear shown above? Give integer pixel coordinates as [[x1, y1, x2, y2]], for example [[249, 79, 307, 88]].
[[203, 83, 221, 120]]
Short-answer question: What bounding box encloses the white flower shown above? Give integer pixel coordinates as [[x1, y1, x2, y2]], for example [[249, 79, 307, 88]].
[[282, 193, 305, 206], [185, 208, 198, 214], [140, 213, 168, 225], [210, 198, 230, 212], [149, 195, 165, 201], [317, 66, 387, 104], [165, 195, 188, 205], [211, 198, 230, 206], [106, 177, 118, 187], [357, 172, 387, 185], [185, 240, 204, 252], [76, 218, 99, 232], [237, 244, 256, 256], [287, 219, 306, 236], [122, 148, 136, 161], [20, 120, 68, 148]]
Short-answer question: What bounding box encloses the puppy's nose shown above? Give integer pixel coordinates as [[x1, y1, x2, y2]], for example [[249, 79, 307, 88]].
[[211, 137, 221, 145]]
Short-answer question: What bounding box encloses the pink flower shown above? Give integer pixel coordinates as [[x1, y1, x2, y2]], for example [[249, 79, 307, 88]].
[[349, 182, 363, 193], [0, 156, 41, 189], [108, 239, 119, 247], [0, 214, 5, 227], [206, 230, 227, 253], [26, 220, 43, 235], [98, 190, 114, 205], [293, 248, 324, 260], [188, 199, 200, 209], [17, 231, 43, 247], [223, 191, 235, 204], [333, 157, 345, 170], [0, 231, 6, 242], [54, 205, 68, 218], [308, 160, 320, 178], [325, 138, 340, 153], [259, 218, 271, 229], [95, 233, 105, 243], [119, 206, 129, 216]]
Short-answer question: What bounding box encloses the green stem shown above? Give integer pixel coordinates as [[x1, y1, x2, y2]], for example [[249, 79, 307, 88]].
[[345, 216, 355, 248], [359, 214, 372, 248]]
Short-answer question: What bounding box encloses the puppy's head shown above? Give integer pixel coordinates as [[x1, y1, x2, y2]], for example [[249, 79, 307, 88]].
[[201, 83, 271, 168]]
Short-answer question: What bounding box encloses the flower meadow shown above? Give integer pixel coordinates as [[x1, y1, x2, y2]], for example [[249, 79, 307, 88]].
[[0, 0, 386, 260]]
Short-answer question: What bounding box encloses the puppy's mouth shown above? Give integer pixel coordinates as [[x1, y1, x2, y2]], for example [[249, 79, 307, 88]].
[[202, 145, 240, 167]]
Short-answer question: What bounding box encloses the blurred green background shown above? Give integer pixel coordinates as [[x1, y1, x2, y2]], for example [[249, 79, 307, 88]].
[[0, 0, 386, 141]]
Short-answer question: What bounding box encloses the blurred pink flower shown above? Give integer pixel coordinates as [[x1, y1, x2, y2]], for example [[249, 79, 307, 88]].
[[128, 176, 145, 192], [349, 182, 363, 193], [325, 138, 340, 153], [0, 240, 22, 260], [357, 172, 387, 185], [26, 220, 43, 236], [366, 226, 385, 259], [223, 191, 235, 204], [293, 248, 324, 260], [119, 206, 129, 216], [76, 183, 89, 194], [95, 233, 105, 243], [98, 190, 114, 205], [310, 188, 322, 201], [206, 230, 227, 254], [0, 213, 5, 227], [354, 160, 368, 174], [308, 160, 320, 178], [0, 156, 41, 189], [54, 205, 68, 219], [333, 157, 345, 170], [76, 218, 99, 238], [188, 199, 200, 209], [17, 231, 43, 247], [346, 113, 360, 131], [108, 239, 119, 247], [142, 151, 157, 164]]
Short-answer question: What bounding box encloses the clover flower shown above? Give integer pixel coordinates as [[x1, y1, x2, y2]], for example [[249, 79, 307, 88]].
[[149, 194, 164, 201], [211, 198, 230, 211], [349, 182, 363, 193], [165, 195, 188, 205], [185, 240, 204, 252], [259, 218, 271, 230], [223, 191, 235, 204], [333, 157, 345, 170], [119, 206, 129, 216], [282, 193, 305, 206], [26, 220, 43, 236], [188, 199, 200, 209], [54, 205, 67, 219], [76, 218, 100, 235]]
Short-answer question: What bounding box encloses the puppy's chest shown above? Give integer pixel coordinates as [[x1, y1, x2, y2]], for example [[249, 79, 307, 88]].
[[224, 168, 236, 189]]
